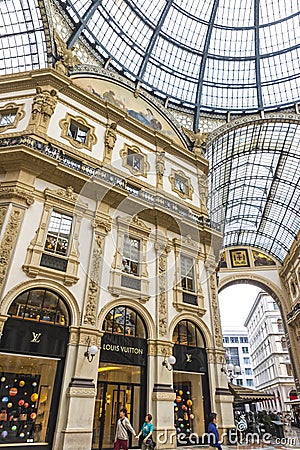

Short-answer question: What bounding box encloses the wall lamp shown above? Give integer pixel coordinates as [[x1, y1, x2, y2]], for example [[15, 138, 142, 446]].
[[162, 348, 176, 371], [221, 363, 241, 383], [84, 338, 99, 363]]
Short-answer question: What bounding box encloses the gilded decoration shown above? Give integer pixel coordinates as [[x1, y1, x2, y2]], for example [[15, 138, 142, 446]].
[[84, 214, 112, 326], [156, 151, 165, 189], [59, 113, 97, 151], [0, 206, 8, 231], [209, 273, 223, 348], [53, 30, 81, 76], [0, 207, 25, 294], [169, 169, 193, 200], [155, 239, 171, 336], [0, 102, 25, 133], [103, 122, 117, 165], [120, 144, 150, 177], [182, 128, 209, 158], [0, 186, 34, 208], [28, 87, 58, 133]]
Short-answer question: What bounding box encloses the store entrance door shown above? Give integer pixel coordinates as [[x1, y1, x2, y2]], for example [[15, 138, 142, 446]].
[[92, 364, 143, 450]]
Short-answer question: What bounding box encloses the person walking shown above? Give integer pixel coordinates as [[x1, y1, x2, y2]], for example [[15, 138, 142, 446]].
[[207, 412, 222, 450], [114, 408, 137, 450], [137, 414, 154, 450]]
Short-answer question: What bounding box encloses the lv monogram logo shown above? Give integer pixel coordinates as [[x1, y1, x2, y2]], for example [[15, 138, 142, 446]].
[[31, 332, 42, 343], [186, 353, 192, 363]]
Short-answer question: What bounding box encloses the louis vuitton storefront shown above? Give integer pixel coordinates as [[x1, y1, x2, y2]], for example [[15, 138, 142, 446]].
[[92, 306, 147, 450], [0, 288, 69, 449], [172, 320, 211, 446]]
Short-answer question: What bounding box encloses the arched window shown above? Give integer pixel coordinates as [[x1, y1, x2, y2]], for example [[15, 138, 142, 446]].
[[8, 288, 69, 326], [172, 320, 205, 347], [103, 306, 146, 338]]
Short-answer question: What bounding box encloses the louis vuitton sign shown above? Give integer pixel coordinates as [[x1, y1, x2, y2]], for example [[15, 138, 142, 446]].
[[173, 344, 208, 373], [101, 333, 147, 366]]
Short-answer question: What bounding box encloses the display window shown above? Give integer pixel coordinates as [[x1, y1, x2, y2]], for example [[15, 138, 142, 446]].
[[0, 354, 58, 445]]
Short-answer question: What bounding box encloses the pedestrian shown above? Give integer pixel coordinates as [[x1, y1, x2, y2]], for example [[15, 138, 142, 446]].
[[114, 408, 137, 450], [207, 412, 222, 450], [137, 413, 154, 450]]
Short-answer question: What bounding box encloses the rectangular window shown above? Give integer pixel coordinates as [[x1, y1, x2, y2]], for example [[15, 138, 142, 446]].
[[242, 347, 249, 353], [44, 211, 73, 256], [122, 236, 140, 276], [243, 357, 250, 364], [246, 379, 254, 386], [230, 337, 239, 343], [68, 120, 88, 143], [0, 109, 17, 126], [223, 337, 229, 343], [175, 174, 188, 194], [127, 149, 143, 171], [181, 255, 195, 292], [245, 368, 252, 375], [236, 379, 243, 386], [240, 337, 248, 343]]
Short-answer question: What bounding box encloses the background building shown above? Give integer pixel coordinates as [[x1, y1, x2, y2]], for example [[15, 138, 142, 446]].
[[222, 326, 254, 388], [245, 292, 296, 412]]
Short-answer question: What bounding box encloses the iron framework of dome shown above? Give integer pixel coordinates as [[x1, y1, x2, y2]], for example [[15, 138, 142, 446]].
[[1, 0, 300, 263]]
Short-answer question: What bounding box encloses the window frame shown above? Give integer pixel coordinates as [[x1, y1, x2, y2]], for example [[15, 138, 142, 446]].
[[0, 102, 25, 133], [23, 187, 87, 286], [44, 210, 73, 257], [169, 169, 193, 200], [120, 144, 149, 177], [108, 215, 151, 302], [59, 113, 97, 150]]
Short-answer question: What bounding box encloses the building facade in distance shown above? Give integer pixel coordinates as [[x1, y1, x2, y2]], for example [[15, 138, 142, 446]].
[[245, 292, 296, 412]]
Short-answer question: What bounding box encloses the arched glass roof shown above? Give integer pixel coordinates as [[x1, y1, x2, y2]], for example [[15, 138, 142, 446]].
[[62, 0, 300, 123], [207, 119, 300, 262], [0, 0, 48, 74]]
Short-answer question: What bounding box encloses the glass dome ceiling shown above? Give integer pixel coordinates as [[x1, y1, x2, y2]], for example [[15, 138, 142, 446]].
[[62, 0, 300, 120]]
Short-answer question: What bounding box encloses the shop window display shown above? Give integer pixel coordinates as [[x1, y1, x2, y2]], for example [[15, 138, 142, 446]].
[[0, 354, 57, 445], [174, 382, 194, 440]]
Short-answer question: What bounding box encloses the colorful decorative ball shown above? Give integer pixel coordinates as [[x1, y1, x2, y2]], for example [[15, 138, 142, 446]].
[[7, 402, 12, 408], [177, 428, 181, 432], [1, 397, 8, 403], [32, 382, 37, 387], [186, 391, 190, 395], [0, 377, 5, 383], [190, 414, 194, 420], [9, 387, 18, 396], [175, 407, 178, 412], [18, 399, 25, 406], [187, 399, 193, 407], [179, 389, 183, 395], [180, 423, 184, 428], [181, 405, 187, 411], [176, 395, 182, 402], [186, 429, 190, 433], [19, 432, 25, 438], [31, 393, 38, 402], [30, 412, 36, 420], [24, 402, 29, 408], [19, 380, 25, 387], [11, 425, 17, 431], [1, 431, 8, 438]]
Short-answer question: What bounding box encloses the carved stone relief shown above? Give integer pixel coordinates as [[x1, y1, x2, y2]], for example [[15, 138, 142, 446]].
[[0, 207, 25, 294], [103, 122, 117, 165], [156, 151, 165, 189], [155, 239, 171, 336], [210, 273, 223, 348], [83, 214, 112, 326], [0, 206, 8, 231], [28, 86, 58, 133]]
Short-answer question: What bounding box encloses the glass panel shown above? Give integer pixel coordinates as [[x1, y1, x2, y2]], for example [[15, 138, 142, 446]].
[[0, 110, 17, 126], [45, 211, 73, 256], [103, 307, 146, 338], [122, 236, 140, 275], [98, 364, 141, 384], [8, 289, 69, 326], [0, 353, 58, 445]]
